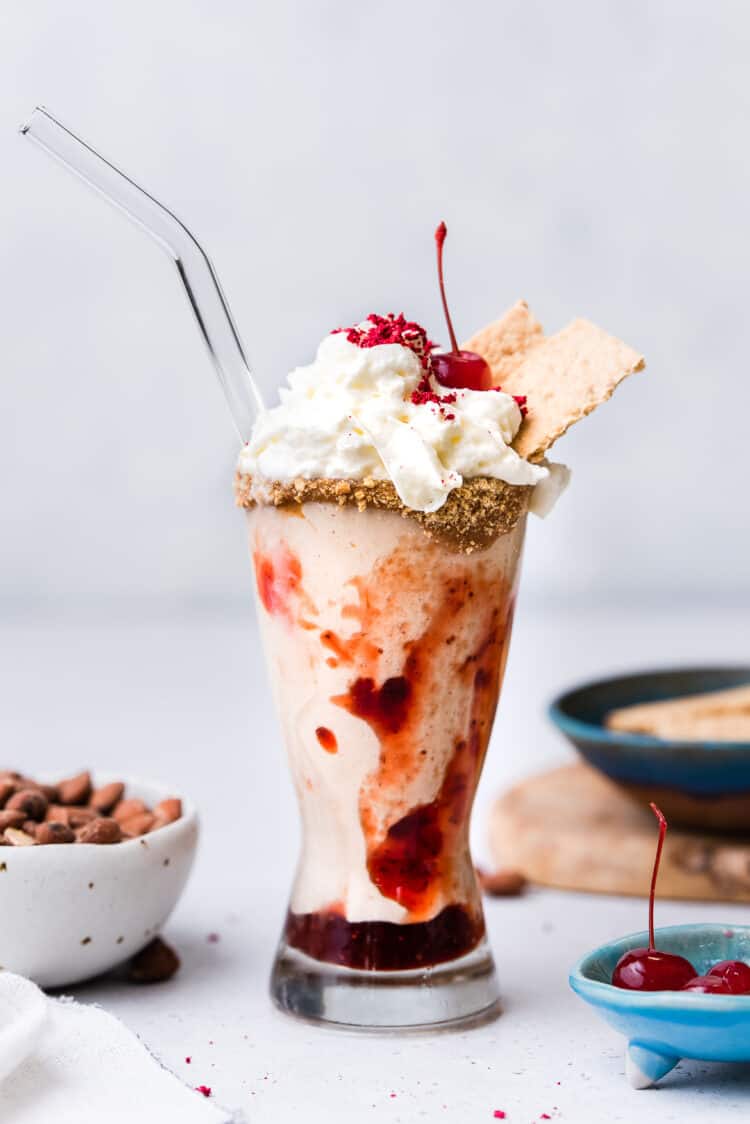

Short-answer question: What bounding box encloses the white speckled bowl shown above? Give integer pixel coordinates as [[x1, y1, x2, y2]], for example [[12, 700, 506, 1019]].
[[0, 777, 199, 988]]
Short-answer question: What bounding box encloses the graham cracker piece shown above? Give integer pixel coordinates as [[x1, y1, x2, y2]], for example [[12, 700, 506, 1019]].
[[465, 311, 644, 463], [606, 684, 750, 742], [462, 300, 546, 384]]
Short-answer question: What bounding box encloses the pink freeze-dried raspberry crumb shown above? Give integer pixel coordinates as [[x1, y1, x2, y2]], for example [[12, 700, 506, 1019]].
[[335, 314, 435, 370], [334, 313, 531, 421]]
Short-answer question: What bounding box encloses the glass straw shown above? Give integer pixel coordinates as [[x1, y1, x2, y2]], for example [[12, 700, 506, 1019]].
[[20, 106, 264, 441]]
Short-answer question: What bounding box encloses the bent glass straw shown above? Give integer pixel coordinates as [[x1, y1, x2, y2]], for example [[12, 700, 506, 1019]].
[[20, 106, 264, 441]]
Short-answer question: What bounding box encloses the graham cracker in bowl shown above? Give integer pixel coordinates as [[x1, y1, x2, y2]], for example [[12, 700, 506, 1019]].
[[606, 684, 750, 742], [464, 305, 644, 462]]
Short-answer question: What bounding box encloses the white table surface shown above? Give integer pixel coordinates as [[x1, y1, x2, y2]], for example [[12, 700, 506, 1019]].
[[2, 599, 750, 1123]]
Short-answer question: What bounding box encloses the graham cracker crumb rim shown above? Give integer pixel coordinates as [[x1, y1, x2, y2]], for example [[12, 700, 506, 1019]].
[[235, 473, 530, 554]]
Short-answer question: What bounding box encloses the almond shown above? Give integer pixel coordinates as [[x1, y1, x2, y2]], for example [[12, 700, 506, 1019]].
[[7, 789, 47, 821], [113, 799, 148, 824], [58, 771, 92, 805], [36, 821, 76, 845], [0, 810, 26, 831], [67, 807, 98, 829], [21, 779, 59, 802], [128, 937, 180, 983], [76, 817, 122, 845], [153, 798, 182, 826], [477, 868, 527, 897], [45, 804, 70, 824], [120, 812, 156, 837], [0, 781, 16, 807], [4, 827, 35, 846], [90, 781, 125, 814]]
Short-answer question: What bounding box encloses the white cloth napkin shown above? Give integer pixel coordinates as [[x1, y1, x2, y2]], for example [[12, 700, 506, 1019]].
[[0, 972, 235, 1124]]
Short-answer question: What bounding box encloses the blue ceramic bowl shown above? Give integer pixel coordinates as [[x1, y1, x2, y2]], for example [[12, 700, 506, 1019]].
[[570, 923, 750, 1087], [549, 667, 750, 831]]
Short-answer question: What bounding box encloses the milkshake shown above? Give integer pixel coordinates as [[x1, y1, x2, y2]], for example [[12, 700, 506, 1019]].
[[237, 231, 644, 1028], [246, 492, 526, 974]]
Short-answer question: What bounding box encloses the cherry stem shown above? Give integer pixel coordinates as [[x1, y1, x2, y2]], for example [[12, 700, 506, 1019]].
[[648, 802, 667, 951], [435, 222, 459, 354]]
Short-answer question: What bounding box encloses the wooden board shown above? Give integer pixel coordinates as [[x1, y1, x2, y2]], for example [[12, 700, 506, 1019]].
[[489, 763, 750, 902]]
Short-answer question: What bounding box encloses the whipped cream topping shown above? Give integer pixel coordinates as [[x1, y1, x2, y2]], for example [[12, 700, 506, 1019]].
[[240, 318, 549, 514]]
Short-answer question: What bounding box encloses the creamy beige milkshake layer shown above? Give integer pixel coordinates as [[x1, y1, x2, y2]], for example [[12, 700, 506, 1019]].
[[237, 250, 643, 970], [247, 500, 526, 966]]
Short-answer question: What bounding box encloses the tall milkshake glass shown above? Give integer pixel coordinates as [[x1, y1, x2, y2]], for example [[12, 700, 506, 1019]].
[[242, 479, 529, 1029]]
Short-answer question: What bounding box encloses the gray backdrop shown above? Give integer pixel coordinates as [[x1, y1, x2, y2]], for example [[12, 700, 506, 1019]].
[[2, 1, 748, 610]]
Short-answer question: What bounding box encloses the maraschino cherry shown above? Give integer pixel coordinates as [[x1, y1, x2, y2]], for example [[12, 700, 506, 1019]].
[[681, 974, 734, 994], [431, 223, 493, 391], [611, 804, 697, 991], [706, 959, 750, 993], [681, 958, 750, 994]]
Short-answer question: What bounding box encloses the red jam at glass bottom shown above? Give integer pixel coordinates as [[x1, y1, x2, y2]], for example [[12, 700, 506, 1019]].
[[284, 903, 484, 971]]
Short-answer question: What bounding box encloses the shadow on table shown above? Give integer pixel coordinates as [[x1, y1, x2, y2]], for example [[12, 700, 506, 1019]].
[[664, 1059, 750, 1094]]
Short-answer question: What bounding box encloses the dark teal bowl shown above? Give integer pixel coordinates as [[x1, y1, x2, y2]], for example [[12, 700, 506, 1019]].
[[549, 667, 750, 831]]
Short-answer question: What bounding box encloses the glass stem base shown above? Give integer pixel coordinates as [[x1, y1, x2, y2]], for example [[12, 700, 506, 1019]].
[[270, 936, 501, 1031]]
